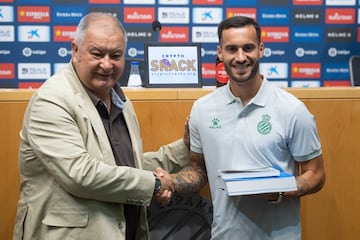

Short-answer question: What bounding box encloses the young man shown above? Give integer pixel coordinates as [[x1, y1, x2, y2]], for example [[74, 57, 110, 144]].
[[13, 12, 189, 240], [168, 16, 326, 239]]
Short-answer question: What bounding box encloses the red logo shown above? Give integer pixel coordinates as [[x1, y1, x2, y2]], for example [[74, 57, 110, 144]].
[[226, 8, 256, 20], [0, 0, 13, 2], [89, 0, 120, 3], [323, 81, 351, 87], [291, 63, 321, 79], [326, 9, 355, 24], [192, 0, 223, 4], [159, 27, 189, 42], [293, 0, 322, 5], [261, 27, 289, 42], [202, 63, 216, 79], [18, 82, 44, 89], [124, 8, 155, 23], [0, 63, 15, 79], [53, 26, 77, 42], [358, 27, 360, 42], [18, 6, 50, 22]]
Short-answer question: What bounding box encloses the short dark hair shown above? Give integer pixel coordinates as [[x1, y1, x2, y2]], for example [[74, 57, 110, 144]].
[[217, 16, 261, 44]]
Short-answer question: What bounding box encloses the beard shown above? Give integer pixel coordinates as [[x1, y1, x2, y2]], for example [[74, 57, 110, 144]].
[[225, 59, 260, 84]]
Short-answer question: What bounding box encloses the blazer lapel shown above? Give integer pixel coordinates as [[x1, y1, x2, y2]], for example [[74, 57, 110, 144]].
[[66, 63, 116, 166]]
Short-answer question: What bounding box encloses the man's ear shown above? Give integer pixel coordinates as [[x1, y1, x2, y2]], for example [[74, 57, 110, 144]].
[[259, 42, 265, 58], [217, 45, 223, 61]]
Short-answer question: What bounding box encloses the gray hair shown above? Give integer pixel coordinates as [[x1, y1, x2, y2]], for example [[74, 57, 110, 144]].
[[73, 12, 128, 48]]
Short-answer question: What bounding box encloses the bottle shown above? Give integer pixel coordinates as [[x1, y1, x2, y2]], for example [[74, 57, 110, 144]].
[[127, 61, 143, 87], [215, 57, 229, 87]]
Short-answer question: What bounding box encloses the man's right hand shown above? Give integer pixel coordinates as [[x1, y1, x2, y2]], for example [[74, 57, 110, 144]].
[[153, 167, 174, 206]]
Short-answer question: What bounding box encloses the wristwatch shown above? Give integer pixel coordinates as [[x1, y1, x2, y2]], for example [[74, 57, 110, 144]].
[[153, 175, 161, 195], [268, 192, 283, 204]]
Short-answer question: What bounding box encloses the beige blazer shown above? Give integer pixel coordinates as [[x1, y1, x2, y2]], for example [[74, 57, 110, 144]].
[[13, 63, 189, 240]]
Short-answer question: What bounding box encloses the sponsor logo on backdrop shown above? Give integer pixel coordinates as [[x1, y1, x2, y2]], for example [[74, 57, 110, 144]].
[[325, 0, 355, 6], [259, 0, 289, 4], [126, 27, 153, 42], [0, 48, 11, 55], [0, 6, 13, 22], [18, 63, 50, 79], [18, 82, 44, 89], [325, 9, 355, 24], [53, 0, 84, 3], [123, 0, 155, 4], [293, 0, 323, 5], [18, 0, 49, 3], [158, 7, 189, 24], [326, 28, 354, 42], [327, 47, 351, 57], [0, 63, 14, 79], [88, 7, 120, 18], [295, 48, 318, 58], [323, 62, 349, 79], [292, 8, 322, 24], [292, 27, 322, 42], [53, 63, 68, 73], [291, 81, 321, 87], [53, 26, 76, 42], [269, 81, 289, 88], [259, 8, 289, 25], [202, 63, 216, 79], [159, 27, 189, 42], [57, 47, 71, 58], [323, 81, 351, 87], [201, 48, 217, 57], [225, 0, 256, 5], [53, 7, 85, 24], [89, 0, 120, 3], [18, 6, 50, 22], [291, 63, 321, 78], [22, 47, 47, 57], [18, 25, 50, 42], [124, 8, 155, 23], [260, 62, 288, 79], [226, 8, 256, 19], [128, 47, 144, 58], [192, 26, 218, 43], [358, 27, 360, 42], [263, 48, 286, 57], [0, 25, 14, 41], [159, 0, 189, 4], [193, 0, 223, 4], [261, 27, 289, 42], [192, 8, 223, 24], [358, 9, 360, 24]]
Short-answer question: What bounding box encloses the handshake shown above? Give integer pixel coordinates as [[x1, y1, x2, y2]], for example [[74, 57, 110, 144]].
[[152, 167, 175, 206]]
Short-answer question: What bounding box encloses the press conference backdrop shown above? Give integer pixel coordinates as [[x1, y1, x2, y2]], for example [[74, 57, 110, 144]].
[[0, 0, 359, 88]]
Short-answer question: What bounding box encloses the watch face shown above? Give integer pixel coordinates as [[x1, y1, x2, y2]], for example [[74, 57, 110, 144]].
[[155, 177, 161, 192]]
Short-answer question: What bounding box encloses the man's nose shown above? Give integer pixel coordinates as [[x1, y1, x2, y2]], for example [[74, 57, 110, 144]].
[[235, 49, 247, 62], [100, 56, 113, 70]]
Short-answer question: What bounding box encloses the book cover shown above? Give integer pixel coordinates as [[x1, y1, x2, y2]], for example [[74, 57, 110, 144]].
[[219, 171, 297, 196], [219, 167, 280, 180]]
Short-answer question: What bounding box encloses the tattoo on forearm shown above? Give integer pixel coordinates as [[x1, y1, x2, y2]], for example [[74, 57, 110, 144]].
[[296, 176, 309, 196], [174, 165, 207, 193]]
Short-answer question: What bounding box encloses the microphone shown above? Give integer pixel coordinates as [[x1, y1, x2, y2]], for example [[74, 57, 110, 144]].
[[152, 20, 162, 42], [152, 20, 162, 32]]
